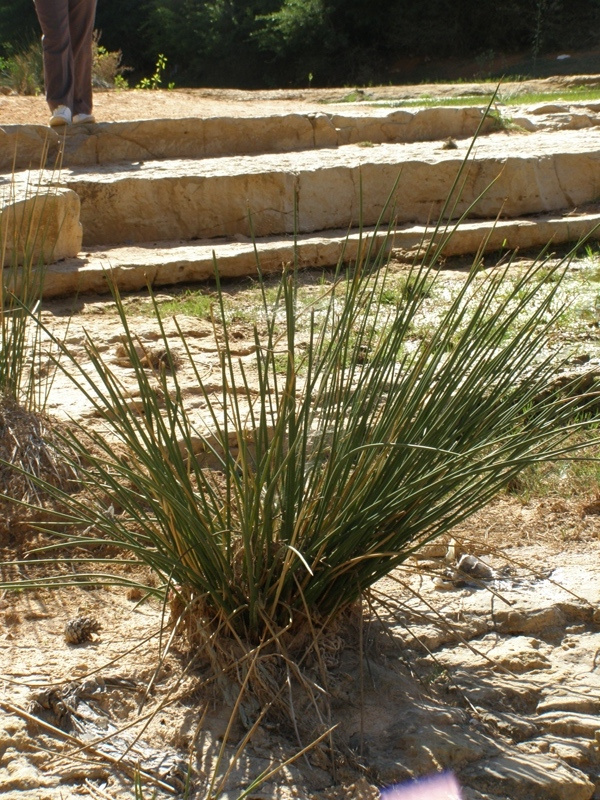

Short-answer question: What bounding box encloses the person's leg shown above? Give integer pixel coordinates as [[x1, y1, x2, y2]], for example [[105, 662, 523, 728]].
[[69, 0, 97, 116], [33, 0, 73, 111]]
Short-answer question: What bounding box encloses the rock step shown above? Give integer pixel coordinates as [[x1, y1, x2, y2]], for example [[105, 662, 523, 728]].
[[0, 183, 82, 267], [37, 129, 600, 248], [4, 102, 600, 172], [1, 107, 496, 170], [39, 209, 600, 298]]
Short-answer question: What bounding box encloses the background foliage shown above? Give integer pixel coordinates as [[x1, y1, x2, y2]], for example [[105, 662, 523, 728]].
[[1, 0, 600, 87]]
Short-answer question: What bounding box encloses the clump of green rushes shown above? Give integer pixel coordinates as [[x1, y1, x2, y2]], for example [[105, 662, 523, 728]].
[[5, 233, 597, 644]]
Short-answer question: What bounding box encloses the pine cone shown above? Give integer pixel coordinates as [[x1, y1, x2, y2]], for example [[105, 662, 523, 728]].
[[64, 616, 101, 644]]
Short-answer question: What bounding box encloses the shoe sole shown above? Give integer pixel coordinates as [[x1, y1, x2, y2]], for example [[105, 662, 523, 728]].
[[49, 118, 69, 127]]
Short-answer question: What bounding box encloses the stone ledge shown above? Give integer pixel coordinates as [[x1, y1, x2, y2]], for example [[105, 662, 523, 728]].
[[4, 101, 600, 172], [0, 184, 82, 267], [34, 209, 600, 298], [51, 130, 600, 247], [1, 106, 496, 171]]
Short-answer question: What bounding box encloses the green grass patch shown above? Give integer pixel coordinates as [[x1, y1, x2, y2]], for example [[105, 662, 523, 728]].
[[506, 429, 600, 501], [366, 86, 600, 110], [149, 288, 214, 320]]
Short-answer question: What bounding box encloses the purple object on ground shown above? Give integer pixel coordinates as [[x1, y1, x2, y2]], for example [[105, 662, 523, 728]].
[[380, 772, 462, 800]]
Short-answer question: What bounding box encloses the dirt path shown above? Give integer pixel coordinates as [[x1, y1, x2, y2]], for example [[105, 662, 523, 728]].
[[1, 75, 599, 126]]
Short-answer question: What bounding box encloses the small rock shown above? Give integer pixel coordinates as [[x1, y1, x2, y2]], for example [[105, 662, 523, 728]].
[[457, 554, 494, 581], [442, 136, 458, 150], [546, 736, 596, 768], [460, 752, 594, 800], [495, 605, 566, 636], [510, 115, 537, 132], [480, 709, 538, 742], [530, 103, 570, 115], [0, 752, 60, 791], [570, 353, 591, 365]]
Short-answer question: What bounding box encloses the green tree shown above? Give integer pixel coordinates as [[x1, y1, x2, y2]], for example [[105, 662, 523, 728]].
[[0, 0, 39, 58], [94, 0, 154, 76], [2, 0, 600, 88], [145, 0, 280, 86], [254, 0, 393, 85]]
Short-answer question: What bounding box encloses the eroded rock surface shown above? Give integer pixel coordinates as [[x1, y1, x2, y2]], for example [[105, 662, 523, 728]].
[[2, 543, 599, 800], [5, 93, 600, 287], [0, 183, 82, 267], [33, 129, 600, 247]]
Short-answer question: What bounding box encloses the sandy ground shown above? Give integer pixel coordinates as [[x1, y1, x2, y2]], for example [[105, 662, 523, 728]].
[[2, 485, 600, 800], [1, 75, 599, 126]]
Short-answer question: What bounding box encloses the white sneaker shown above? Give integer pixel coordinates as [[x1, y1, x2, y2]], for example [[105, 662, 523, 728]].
[[49, 105, 72, 127], [72, 113, 96, 125]]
